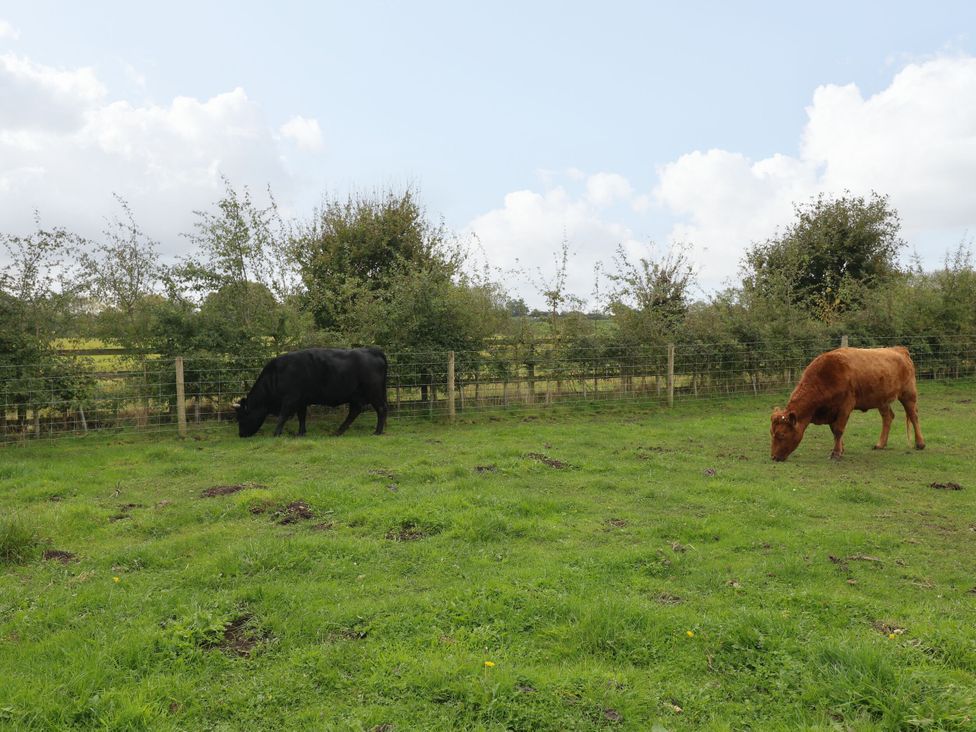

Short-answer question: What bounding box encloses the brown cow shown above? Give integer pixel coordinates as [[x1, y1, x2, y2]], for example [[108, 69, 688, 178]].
[[770, 346, 925, 461]]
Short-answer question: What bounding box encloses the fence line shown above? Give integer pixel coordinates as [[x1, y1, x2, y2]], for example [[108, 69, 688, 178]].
[[3, 334, 975, 443]]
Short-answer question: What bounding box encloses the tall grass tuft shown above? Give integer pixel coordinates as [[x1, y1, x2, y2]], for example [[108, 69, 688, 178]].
[[0, 516, 40, 565]]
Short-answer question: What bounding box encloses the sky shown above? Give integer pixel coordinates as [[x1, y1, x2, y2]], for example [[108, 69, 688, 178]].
[[2, 1, 976, 306]]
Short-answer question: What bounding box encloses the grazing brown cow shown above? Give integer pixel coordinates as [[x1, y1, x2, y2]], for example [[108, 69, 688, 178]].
[[770, 346, 925, 461]]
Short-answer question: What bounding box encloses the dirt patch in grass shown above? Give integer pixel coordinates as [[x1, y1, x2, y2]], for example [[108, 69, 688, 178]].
[[369, 469, 396, 480], [605, 518, 628, 529], [370, 724, 394, 732], [42, 549, 76, 564], [830, 553, 883, 570], [636, 445, 674, 459], [206, 614, 263, 657], [312, 521, 334, 531], [603, 708, 622, 722], [385, 520, 438, 542], [654, 592, 682, 605], [272, 501, 314, 524], [330, 626, 369, 641], [202, 483, 266, 498], [703, 468, 717, 477], [930, 481, 963, 491], [474, 464, 497, 473], [109, 503, 144, 522], [525, 452, 569, 469], [872, 620, 906, 636]]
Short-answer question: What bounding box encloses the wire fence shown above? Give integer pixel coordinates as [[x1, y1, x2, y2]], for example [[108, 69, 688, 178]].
[[2, 333, 975, 444]]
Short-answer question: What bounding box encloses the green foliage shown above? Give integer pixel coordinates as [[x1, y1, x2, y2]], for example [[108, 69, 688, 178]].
[[294, 187, 455, 330], [743, 191, 904, 321], [80, 196, 161, 349]]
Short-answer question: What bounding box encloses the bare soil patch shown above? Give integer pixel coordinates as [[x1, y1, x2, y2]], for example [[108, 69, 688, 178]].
[[312, 521, 335, 531], [930, 481, 963, 491], [205, 614, 264, 657], [872, 620, 906, 636], [605, 518, 628, 529], [636, 445, 675, 459], [42, 550, 76, 564], [202, 483, 266, 498], [273, 501, 314, 524], [474, 464, 497, 473], [386, 520, 434, 542], [603, 708, 622, 722], [109, 503, 144, 522], [654, 592, 682, 605], [525, 452, 569, 469], [703, 468, 717, 477]]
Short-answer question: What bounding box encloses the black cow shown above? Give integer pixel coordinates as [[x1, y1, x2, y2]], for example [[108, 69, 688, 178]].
[[233, 347, 388, 437]]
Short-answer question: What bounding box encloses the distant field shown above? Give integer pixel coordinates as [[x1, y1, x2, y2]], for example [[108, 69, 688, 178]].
[[1, 383, 974, 730]]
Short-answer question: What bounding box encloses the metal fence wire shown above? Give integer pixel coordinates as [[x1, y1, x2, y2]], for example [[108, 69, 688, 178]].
[[2, 334, 975, 443]]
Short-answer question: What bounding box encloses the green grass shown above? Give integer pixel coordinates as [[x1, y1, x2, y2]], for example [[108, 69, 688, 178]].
[[1, 382, 975, 730]]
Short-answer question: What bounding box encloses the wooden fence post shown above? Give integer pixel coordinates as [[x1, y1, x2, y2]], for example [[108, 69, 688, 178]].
[[447, 351, 456, 422], [841, 334, 849, 348], [667, 343, 675, 408], [175, 356, 187, 438]]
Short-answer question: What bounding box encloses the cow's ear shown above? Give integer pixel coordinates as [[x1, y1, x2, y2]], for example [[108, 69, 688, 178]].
[[787, 411, 797, 426]]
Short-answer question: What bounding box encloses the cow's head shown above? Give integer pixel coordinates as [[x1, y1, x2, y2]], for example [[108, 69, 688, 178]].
[[233, 397, 268, 438], [770, 408, 803, 461]]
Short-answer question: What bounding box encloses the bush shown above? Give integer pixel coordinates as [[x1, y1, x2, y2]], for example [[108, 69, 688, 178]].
[[0, 516, 40, 565]]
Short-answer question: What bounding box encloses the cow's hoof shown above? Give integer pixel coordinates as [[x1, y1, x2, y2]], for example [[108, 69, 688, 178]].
[[915, 443, 925, 450], [873, 445, 886, 450], [829, 452, 843, 461]]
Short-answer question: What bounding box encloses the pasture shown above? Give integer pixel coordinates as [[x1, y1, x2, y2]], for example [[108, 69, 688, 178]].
[[1, 382, 974, 730]]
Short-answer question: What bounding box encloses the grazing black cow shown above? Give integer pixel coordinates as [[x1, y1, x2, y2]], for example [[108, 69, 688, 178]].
[[233, 347, 388, 437]]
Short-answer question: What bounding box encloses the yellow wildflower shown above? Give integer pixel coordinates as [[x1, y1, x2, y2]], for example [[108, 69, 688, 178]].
[[686, 630, 694, 638], [484, 660, 495, 668], [112, 576, 121, 583]]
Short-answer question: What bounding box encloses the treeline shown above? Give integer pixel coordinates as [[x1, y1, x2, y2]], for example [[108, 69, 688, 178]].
[[2, 183, 976, 415]]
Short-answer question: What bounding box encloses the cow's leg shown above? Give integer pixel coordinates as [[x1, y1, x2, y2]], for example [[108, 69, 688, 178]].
[[874, 403, 895, 449], [296, 404, 308, 436], [335, 402, 363, 435], [900, 394, 925, 450], [272, 409, 293, 436], [829, 410, 851, 460], [371, 400, 387, 435]]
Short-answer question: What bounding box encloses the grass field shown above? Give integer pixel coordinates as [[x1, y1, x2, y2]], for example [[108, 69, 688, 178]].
[[1, 382, 975, 730]]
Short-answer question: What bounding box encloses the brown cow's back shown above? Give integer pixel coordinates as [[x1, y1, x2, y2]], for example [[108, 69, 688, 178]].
[[789, 347, 917, 423]]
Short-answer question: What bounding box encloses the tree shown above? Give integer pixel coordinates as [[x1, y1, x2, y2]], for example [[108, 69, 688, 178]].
[[168, 178, 306, 357], [0, 215, 92, 431], [293, 187, 456, 330], [742, 191, 904, 322], [0, 212, 85, 340], [80, 196, 161, 348], [600, 242, 696, 350], [523, 239, 585, 341]]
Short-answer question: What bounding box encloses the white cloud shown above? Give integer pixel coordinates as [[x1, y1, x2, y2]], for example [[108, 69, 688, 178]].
[[0, 52, 105, 131], [585, 172, 633, 207], [0, 19, 19, 41], [280, 115, 324, 152], [0, 52, 308, 257], [655, 55, 976, 288], [466, 175, 643, 307]]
